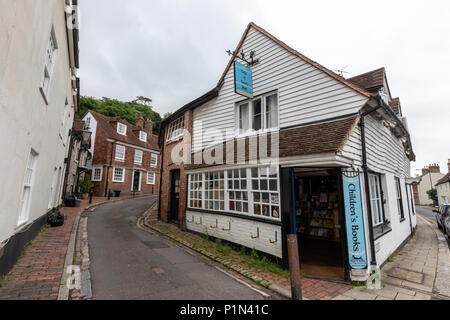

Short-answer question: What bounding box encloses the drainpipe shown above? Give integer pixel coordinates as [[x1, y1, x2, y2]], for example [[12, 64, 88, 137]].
[[157, 126, 165, 219], [62, 129, 76, 203], [359, 98, 383, 268]]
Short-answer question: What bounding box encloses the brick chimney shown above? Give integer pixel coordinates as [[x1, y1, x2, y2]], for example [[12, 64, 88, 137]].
[[136, 115, 144, 129], [145, 119, 153, 134], [429, 163, 440, 173]]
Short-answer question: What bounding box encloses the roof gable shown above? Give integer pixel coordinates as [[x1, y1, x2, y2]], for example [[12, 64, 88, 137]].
[[217, 22, 372, 98]]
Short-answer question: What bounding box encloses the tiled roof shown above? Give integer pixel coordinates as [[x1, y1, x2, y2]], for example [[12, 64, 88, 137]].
[[436, 173, 450, 186], [279, 115, 360, 157], [389, 98, 402, 116], [347, 67, 386, 93], [89, 110, 159, 151]]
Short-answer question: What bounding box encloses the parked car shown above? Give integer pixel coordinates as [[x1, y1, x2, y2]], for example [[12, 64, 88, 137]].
[[444, 214, 450, 237], [434, 204, 450, 231]]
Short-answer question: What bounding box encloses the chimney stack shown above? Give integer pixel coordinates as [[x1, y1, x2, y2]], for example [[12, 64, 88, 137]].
[[145, 119, 153, 134], [428, 163, 440, 173], [136, 115, 144, 129]]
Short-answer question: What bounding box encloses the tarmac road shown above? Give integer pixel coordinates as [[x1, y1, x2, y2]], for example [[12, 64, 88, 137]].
[[87, 196, 266, 300]]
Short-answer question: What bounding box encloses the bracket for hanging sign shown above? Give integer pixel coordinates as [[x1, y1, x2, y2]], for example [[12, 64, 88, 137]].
[[226, 49, 260, 67]]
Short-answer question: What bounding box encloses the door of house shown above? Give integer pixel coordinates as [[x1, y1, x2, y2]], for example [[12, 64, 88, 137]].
[[132, 170, 141, 191], [170, 170, 181, 222]]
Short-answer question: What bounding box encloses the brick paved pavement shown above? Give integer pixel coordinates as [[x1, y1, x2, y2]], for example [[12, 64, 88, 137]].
[[0, 197, 114, 300], [334, 215, 450, 300]]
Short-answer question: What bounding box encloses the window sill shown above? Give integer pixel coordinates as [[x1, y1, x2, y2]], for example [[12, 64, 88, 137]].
[[186, 207, 282, 226], [374, 222, 392, 240], [399, 217, 406, 223], [236, 128, 280, 139], [166, 136, 183, 145]]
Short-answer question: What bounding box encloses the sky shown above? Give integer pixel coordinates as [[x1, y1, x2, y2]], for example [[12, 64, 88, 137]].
[[79, 0, 450, 176]]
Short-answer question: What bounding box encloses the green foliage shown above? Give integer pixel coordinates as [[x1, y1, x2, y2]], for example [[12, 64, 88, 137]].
[[215, 239, 231, 256], [162, 112, 173, 120], [246, 249, 290, 278], [80, 174, 94, 193], [77, 96, 162, 135], [426, 189, 438, 206]]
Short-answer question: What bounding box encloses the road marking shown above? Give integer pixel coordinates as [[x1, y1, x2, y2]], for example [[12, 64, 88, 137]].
[[418, 214, 433, 226], [213, 266, 271, 299]]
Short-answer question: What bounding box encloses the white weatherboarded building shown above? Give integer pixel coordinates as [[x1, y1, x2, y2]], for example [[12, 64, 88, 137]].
[[0, 0, 80, 276], [164, 23, 417, 281]]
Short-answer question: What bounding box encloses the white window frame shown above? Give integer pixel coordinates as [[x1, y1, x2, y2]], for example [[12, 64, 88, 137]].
[[117, 123, 127, 135], [369, 174, 384, 226], [134, 150, 143, 165], [167, 116, 185, 141], [150, 153, 158, 168], [236, 92, 279, 137], [139, 131, 147, 142], [40, 26, 58, 100], [395, 177, 405, 221], [115, 145, 126, 161], [112, 167, 125, 183], [92, 167, 103, 182], [147, 171, 156, 185], [60, 99, 70, 137], [48, 167, 58, 209], [187, 166, 281, 222], [18, 150, 38, 225]]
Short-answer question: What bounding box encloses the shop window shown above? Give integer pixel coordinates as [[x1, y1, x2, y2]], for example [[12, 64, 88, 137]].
[[251, 167, 280, 218], [395, 178, 405, 221], [369, 174, 384, 226], [204, 171, 225, 211], [188, 173, 203, 209], [228, 168, 249, 214]]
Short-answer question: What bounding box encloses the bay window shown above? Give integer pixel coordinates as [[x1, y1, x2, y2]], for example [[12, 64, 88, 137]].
[[187, 166, 280, 221], [236, 92, 278, 135]]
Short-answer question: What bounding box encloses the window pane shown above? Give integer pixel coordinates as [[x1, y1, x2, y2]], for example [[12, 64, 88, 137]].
[[239, 104, 249, 133], [252, 99, 262, 131], [266, 94, 278, 129]]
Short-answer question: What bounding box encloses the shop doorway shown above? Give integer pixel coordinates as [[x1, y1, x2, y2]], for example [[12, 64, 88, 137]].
[[294, 168, 346, 280], [170, 170, 180, 222]]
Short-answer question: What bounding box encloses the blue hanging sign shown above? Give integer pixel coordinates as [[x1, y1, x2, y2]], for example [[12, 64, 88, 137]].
[[342, 173, 368, 270], [234, 61, 253, 98]]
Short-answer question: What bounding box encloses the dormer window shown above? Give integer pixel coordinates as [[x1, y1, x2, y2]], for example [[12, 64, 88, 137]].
[[117, 123, 127, 135], [167, 116, 184, 141], [139, 131, 147, 142]]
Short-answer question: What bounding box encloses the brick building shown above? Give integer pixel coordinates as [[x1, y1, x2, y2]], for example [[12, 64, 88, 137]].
[[82, 110, 160, 197]]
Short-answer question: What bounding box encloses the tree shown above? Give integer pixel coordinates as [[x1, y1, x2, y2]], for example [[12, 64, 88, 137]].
[[426, 188, 438, 206], [77, 96, 162, 135]]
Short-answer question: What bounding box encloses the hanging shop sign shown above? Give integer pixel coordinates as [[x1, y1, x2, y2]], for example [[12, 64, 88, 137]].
[[234, 61, 253, 98], [342, 173, 368, 269]]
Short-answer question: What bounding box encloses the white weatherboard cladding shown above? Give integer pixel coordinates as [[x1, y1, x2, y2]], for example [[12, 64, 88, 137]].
[[340, 114, 410, 177], [186, 211, 282, 258], [192, 27, 368, 152]]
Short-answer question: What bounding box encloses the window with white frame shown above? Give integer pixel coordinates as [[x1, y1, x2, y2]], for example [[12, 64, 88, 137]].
[[189, 173, 203, 209], [48, 168, 58, 209], [112, 167, 125, 182], [41, 26, 58, 98], [115, 145, 125, 161], [139, 131, 147, 142], [60, 100, 69, 136], [251, 167, 280, 218], [236, 92, 278, 135], [147, 172, 155, 185], [167, 116, 184, 141], [117, 123, 127, 135], [395, 178, 405, 220], [187, 166, 280, 220], [150, 153, 158, 168], [92, 167, 103, 181], [205, 171, 225, 211], [369, 174, 384, 226], [228, 168, 249, 214], [134, 150, 143, 165], [18, 150, 38, 225], [85, 117, 91, 129]]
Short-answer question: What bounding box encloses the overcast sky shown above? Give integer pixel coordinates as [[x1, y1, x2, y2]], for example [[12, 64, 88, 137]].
[[79, 0, 450, 176]]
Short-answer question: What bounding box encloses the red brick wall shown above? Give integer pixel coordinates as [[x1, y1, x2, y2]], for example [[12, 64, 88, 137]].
[[160, 111, 192, 229], [91, 126, 160, 197]]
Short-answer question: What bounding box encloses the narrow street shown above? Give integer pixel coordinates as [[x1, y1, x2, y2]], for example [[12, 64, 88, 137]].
[[87, 196, 266, 300], [415, 206, 436, 223]]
